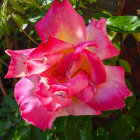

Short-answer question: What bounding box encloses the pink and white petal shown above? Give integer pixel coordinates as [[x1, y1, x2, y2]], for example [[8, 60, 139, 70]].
[[75, 85, 95, 103], [5, 48, 35, 78], [28, 37, 74, 59], [26, 52, 64, 76], [14, 76, 53, 131], [66, 71, 89, 96], [49, 84, 68, 94], [35, 0, 86, 45], [83, 50, 106, 85], [36, 82, 72, 112], [67, 98, 101, 115], [86, 18, 119, 60], [88, 66, 132, 111]]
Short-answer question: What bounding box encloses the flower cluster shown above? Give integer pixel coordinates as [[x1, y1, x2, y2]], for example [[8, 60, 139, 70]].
[[6, 0, 132, 130]]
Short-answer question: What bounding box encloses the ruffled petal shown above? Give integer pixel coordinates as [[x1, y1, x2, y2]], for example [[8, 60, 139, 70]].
[[88, 66, 132, 111], [14, 76, 53, 130], [26, 52, 64, 76], [83, 50, 106, 85], [36, 82, 72, 112], [5, 49, 35, 78], [86, 18, 119, 60], [35, 0, 86, 45], [28, 37, 74, 59]]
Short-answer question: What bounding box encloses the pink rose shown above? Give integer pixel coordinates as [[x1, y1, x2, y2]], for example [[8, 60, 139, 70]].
[[5, 0, 132, 130]]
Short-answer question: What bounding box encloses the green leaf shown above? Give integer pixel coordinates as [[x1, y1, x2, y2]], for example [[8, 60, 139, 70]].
[[119, 59, 131, 73], [12, 14, 28, 30], [94, 127, 109, 140], [108, 30, 117, 41], [79, 116, 92, 140], [107, 16, 140, 33], [65, 116, 81, 140], [89, 0, 96, 3], [0, 22, 4, 39], [125, 79, 135, 109], [112, 41, 121, 51], [133, 33, 140, 42], [112, 114, 133, 139], [28, 12, 44, 23], [99, 110, 114, 118], [13, 126, 31, 140], [54, 117, 67, 132], [92, 11, 112, 20], [19, 0, 45, 14], [31, 127, 53, 140], [9, 0, 25, 14], [0, 108, 9, 117], [0, 120, 12, 137], [103, 57, 118, 66], [0, 0, 10, 35], [130, 100, 140, 117], [3, 93, 19, 110], [4, 127, 17, 140]]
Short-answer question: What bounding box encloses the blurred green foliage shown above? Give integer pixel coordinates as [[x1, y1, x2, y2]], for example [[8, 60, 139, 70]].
[[0, 0, 140, 140]]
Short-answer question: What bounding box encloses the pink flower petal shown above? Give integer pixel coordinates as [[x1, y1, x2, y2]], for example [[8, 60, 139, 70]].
[[26, 52, 64, 76], [5, 48, 35, 78], [75, 85, 95, 103], [88, 66, 132, 111], [28, 37, 74, 59], [66, 71, 89, 96], [86, 18, 119, 60], [83, 49, 106, 85], [67, 98, 101, 115], [56, 53, 74, 76], [56, 52, 83, 78], [36, 82, 72, 112], [68, 54, 83, 77], [14, 76, 53, 130], [35, 0, 86, 45]]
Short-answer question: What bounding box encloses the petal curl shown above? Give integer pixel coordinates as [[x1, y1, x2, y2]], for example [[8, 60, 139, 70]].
[[28, 37, 74, 59], [36, 82, 72, 112], [56, 53, 74, 76], [56, 52, 83, 78], [83, 50, 106, 85], [14, 76, 53, 130], [88, 66, 132, 111], [26, 52, 64, 76], [5, 49, 35, 78], [86, 18, 119, 60], [35, 0, 86, 45]]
